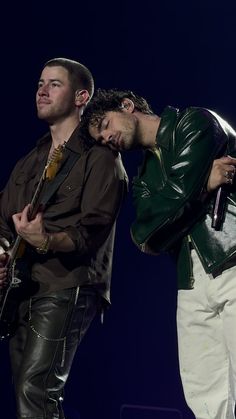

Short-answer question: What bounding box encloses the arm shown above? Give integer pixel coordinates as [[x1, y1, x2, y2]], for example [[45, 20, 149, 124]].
[[0, 150, 37, 245], [131, 109, 229, 253], [206, 155, 236, 192], [12, 149, 127, 255], [12, 205, 76, 253], [64, 149, 127, 255]]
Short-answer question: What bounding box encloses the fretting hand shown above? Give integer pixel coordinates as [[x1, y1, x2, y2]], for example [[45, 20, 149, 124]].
[[12, 204, 47, 249]]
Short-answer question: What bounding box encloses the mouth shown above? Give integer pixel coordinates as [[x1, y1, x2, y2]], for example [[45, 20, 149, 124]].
[[112, 134, 123, 150], [37, 100, 51, 106]]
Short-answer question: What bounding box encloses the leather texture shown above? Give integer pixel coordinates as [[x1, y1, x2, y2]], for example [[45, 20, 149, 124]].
[[131, 106, 236, 288], [9, 286, 100, 418]]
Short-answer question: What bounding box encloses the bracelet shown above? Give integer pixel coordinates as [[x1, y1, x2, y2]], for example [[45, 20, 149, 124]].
[[35, 234, 51, 254]]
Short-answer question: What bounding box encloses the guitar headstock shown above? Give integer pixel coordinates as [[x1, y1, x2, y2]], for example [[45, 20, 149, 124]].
[[45, 144, 65, 180]]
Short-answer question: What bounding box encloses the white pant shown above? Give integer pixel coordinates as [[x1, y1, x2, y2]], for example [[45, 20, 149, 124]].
[[177, 250, 236, 419]]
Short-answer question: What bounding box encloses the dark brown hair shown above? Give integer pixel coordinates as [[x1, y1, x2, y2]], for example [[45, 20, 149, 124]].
[[44, 57, 94, 98]]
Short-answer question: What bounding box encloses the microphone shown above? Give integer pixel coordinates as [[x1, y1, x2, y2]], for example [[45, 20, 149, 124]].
[[211, 185, 228, 230]]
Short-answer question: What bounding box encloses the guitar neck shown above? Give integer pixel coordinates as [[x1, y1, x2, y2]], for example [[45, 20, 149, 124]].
[[27, 169, 47, 220], [27, 145, 64, 220]]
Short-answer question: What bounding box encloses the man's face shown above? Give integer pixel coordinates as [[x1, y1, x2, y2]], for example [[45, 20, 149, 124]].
[[36, 65, 75, 124], [89, 109, 139, 151]]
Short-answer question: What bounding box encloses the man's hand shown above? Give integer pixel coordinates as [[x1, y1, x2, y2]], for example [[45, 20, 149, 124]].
[[207, 156, 236, 193], [0, 238, 10, 288], [12, 204, 47, 248], [0, 237, 10, 255]]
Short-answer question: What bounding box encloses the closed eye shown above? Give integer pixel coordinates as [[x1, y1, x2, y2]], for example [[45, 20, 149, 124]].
[[101, 118, 109, 131]]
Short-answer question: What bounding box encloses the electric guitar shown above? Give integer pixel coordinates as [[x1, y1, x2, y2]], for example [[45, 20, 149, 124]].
[[0, 145, 64, 339]]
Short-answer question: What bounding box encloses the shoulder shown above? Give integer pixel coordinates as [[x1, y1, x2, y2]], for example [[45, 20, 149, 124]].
[[176, 107, 216, 132], [87, 144, 117, 159], [174, 107, 229, 155], [87, 144, 124, 167], [85, 145, 128, 182]]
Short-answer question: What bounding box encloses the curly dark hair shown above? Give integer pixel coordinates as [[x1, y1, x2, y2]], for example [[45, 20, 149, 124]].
[[80, 88, 154, 147]]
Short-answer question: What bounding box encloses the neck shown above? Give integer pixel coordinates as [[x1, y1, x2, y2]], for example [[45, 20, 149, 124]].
[[49, 113, 81, 148], [139, 114, 161, 148]]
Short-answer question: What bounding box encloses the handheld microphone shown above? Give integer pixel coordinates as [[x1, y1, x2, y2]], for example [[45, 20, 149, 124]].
[[211, 185, 228, 230]]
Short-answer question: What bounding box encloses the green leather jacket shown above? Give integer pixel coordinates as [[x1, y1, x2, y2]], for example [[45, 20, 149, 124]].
[[131, 106, 236, 289]]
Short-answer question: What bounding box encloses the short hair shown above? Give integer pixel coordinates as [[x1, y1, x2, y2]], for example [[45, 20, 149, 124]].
[[43, 57, 94, 98]]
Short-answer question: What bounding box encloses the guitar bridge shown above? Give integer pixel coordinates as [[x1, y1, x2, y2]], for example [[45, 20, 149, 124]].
[[11, 276, 22, 287]]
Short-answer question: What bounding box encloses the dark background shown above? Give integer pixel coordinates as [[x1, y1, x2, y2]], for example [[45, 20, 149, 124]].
[[1, 1, 236, 418]]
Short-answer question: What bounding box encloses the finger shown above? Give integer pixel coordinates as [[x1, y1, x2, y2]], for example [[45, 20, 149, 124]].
[[0, 253, 8, 264], [227, 155, 236, 163], [20, 204, 31, 223], [12, 212, 21, 223], [0, 268, 7, 280], [0, 237, 10, 250], [223, 164, 236, 180], [0, 269, 7, 276], [34, 212, 43, 222], [12, 204, 30, 228], [0, 278, 8, 288], [223, 156, 236, 165], [225, 178, 233, 185], [224, 172, 234, 184], [0, 246, 6, 255]]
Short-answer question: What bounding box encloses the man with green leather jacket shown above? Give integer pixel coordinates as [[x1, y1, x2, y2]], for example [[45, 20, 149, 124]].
[[82, 88, 236, 419]]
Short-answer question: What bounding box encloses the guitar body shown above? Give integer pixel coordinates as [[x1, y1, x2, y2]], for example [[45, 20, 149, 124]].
[[0, 287, 21, 339], [0, 282, 25, 339], [0, 256, 35, 339]]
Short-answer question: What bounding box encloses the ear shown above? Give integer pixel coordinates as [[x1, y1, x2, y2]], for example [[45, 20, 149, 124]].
[[121, 98, 135, 113], [75, 89, 90, 106]]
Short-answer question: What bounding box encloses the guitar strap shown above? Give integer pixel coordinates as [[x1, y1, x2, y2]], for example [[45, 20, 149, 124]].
[[40, 150, 81, 207]]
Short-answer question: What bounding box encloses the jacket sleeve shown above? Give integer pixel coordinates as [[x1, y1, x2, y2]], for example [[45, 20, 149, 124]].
[[64, 148, 128, 256], [131, 108, 228, 253], [0, 192, 14, 243], [0, 159, 26, 244]]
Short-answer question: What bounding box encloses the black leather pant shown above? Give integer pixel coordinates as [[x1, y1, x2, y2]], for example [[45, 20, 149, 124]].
[[9, 286, 100, 419]]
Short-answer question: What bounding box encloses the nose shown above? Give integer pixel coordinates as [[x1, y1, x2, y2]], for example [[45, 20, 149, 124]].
[[101, 131, 113, 144], [37, 84, 49, 96]]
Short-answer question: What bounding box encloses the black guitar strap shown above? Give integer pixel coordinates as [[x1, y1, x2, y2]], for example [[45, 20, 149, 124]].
[[40, 150, 81, 207]]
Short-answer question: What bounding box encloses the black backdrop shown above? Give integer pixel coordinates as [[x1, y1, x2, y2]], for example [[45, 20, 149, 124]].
[[1, 1, 236, 418]]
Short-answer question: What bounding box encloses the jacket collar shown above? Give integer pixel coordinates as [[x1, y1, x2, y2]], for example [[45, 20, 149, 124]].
[[36, 125, 86, 161], [156, 106, 179, 150]]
